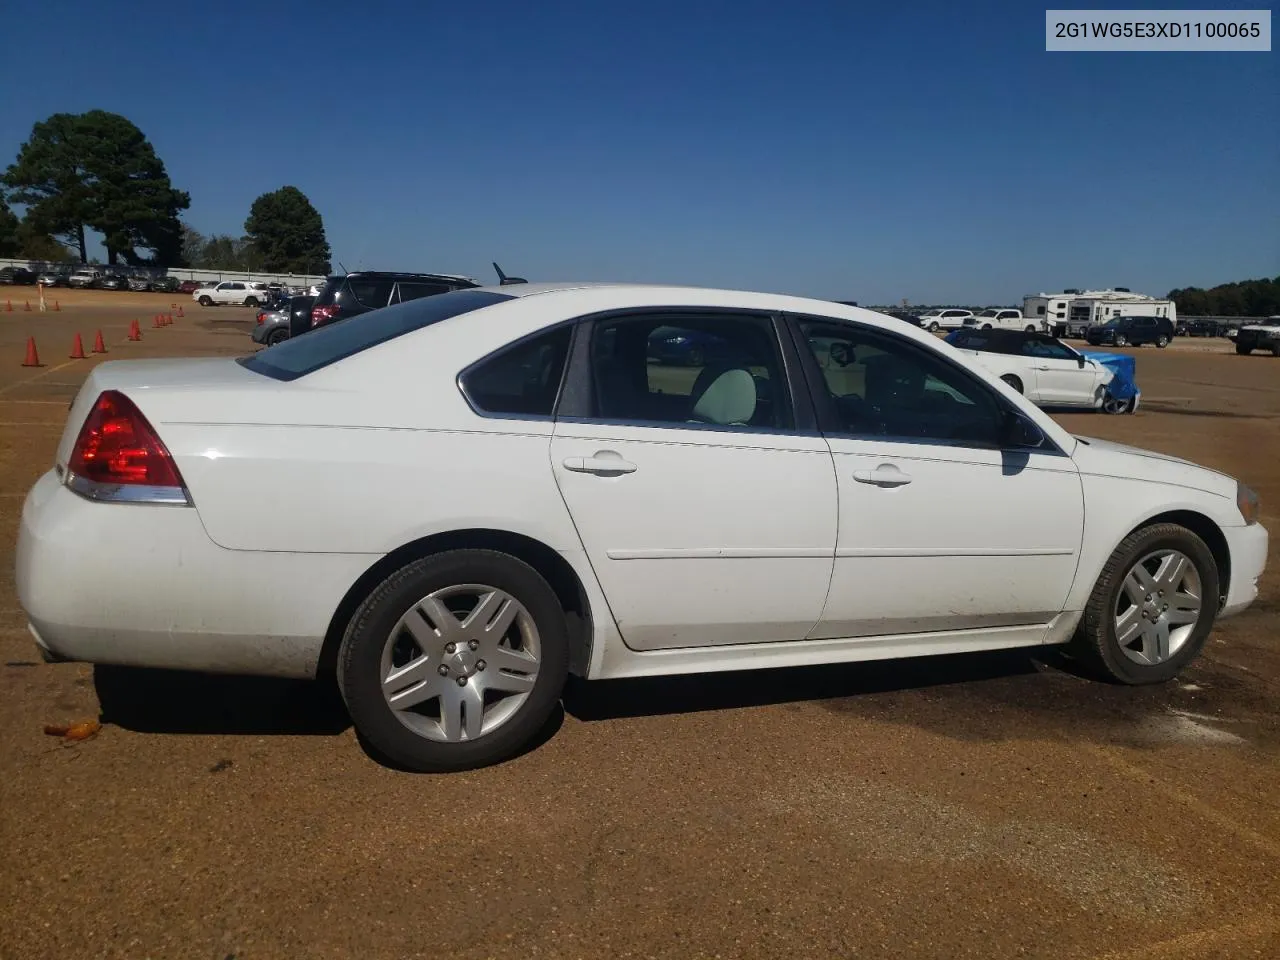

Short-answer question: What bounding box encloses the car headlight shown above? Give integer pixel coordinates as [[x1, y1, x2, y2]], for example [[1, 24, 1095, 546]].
[[1237, 482, 1261, 525]]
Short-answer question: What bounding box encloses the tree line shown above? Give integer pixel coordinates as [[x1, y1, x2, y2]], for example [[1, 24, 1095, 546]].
[[0, 111, 331, 274], [1168, 277, 1280, 318]]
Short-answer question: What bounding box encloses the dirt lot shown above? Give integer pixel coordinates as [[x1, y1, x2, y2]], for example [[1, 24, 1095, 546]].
[[1, 293, 1277, 960]]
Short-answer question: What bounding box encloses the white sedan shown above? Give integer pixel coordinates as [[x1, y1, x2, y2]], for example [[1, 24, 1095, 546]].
[[17, 284, 1268, 771], [947, 327, 1133, 412]]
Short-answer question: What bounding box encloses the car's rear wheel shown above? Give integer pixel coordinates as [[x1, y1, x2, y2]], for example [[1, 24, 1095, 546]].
[[266, 327, 289, 346], [1114, 334, 1128, 346], [1270, 343, 1280, 358], [999, 374, 1023, 394], [1071, 523, 1218, 685], [1025, 325, 1036, 333], [1235, 344, 1252, 355], [339, 549, 569, 772], [245, 297, 259, 307], [198, 295, 212, 306], [981, 323, 992, 330], [1155, 335, 1170, 348]]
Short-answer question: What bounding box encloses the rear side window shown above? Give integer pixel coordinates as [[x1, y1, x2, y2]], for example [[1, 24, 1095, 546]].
[[348, 279, 395, 309], [240, 290, 515, 381], [460, 327, 573, 417]]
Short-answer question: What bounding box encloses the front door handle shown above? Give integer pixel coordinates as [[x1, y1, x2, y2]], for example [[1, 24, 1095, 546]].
[[563, 451, 638, 475], [852, 463, 913, 487]]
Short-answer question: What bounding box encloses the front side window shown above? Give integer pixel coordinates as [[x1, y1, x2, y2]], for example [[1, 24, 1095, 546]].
[[460, 327, 572, 417], [396, 282, 451, 303], [1019, 338, 1076, 361], [800, 320, 1004, 447], [588, 313, 791, 430]]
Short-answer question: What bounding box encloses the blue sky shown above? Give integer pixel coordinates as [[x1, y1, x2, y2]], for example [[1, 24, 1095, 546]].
[[1, 0, 1275, 303]]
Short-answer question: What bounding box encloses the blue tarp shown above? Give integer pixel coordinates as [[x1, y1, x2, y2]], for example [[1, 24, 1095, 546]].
[[1079, 350, 1140, 402]]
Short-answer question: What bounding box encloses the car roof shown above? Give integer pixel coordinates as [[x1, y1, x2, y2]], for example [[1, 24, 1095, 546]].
[[330, 271, 481, 284]]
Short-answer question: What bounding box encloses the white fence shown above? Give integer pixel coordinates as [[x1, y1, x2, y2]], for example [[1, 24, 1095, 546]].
[[0, 257, 326, 287]]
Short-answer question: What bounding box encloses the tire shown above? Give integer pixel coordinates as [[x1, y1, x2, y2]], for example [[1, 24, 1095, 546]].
[[999, 374, 1023, 394], [1235, 344, 1252, 356], [981, 323, 992, 330], [339, 549, 569, 772], [1070, 523, 1219, 685], [1270, 343, 1280, 358], [1114, 334, 1128, 347], [1101, 394, 1130, 415], [245, 297, 260, 307], [928, 321, 940, 333], [1025, 325, 1036, 333], [198, 295, 212, 306], [266, 327, 289, 346], [1155, 335, 1169, 348]]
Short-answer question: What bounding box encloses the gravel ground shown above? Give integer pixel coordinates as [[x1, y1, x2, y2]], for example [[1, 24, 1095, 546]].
[[1, 297, 1277, 959]]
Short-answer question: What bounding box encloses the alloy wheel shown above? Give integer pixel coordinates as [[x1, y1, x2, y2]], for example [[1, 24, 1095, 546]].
[[380, 583, 541, 742], [1113, 549, 1202, 666]]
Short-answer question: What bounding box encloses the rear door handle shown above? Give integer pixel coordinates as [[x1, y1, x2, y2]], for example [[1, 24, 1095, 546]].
[[563, 452, 638, 475], [852, 464, 913, 487]]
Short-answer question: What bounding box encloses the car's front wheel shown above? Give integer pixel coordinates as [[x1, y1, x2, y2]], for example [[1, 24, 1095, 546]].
[[198, 295, 212, 306], [1155, 335, 1170, 348], [1071, 523, 1219, 685], [1235, 344, 1252, 355], [339, 549, 569, 772]]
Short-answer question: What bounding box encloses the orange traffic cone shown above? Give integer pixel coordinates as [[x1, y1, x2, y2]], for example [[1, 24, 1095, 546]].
[[176, 305, 184, 317], [92, 330, 107, 354], [54, 300, 61, 312], [69, 333, 86, 359], [166, 312, 173, 325], [4, 300, 11, 312], [22, 337, 41, 367], [128, 319, 142, 341], [153, 314, 163, 328], [23, 300, 31, 312]]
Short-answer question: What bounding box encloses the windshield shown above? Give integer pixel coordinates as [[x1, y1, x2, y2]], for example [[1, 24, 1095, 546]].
[[976, 309, 999, 318], [240, 289, 515, 381]]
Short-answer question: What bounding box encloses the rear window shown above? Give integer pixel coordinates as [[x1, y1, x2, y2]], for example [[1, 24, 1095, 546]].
[[240, 289, 516, 381]]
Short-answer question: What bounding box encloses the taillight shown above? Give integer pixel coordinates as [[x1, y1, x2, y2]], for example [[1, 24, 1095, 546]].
[[66, 391, 189, 504], [256, 312, 265, 324], [311, 303, 339, 327]]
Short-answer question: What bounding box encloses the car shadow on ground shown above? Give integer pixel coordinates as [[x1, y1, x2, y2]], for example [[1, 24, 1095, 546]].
[[94, 665, 351, 736], [563, 647, 1076, 722]]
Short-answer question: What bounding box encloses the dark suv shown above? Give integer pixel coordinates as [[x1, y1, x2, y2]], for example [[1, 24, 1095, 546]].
[[1085, 314, 1175, 348], [309, 263, 527, 329], [310, 271, 482, 328]]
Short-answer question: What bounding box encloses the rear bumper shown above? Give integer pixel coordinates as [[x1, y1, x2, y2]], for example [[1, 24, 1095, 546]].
[[1220, 522, 1269, 618], [16, 470, 372, 679]]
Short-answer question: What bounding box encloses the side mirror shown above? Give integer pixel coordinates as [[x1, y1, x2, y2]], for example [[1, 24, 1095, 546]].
[[1077, 356, 1086, 368], [1001, 411, 1044, 449]]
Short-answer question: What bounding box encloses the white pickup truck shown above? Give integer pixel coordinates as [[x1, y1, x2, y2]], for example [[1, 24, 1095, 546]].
[[193, 280, 271, 307]]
